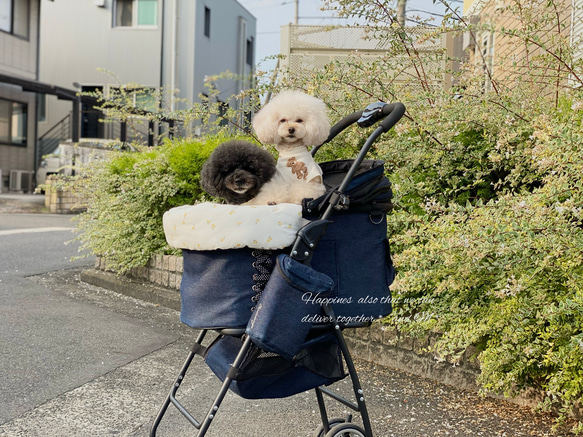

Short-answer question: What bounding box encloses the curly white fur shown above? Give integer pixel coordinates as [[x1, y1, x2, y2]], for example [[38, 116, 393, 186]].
[[244, 90, 330, 206]]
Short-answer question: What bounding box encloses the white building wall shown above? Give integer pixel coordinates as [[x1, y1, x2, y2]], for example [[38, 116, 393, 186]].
[[192, 1, 256, 104], [0, 0, 40, 79], [39, 0, 256, 137], [39, 0, 162, 87], [38, 0, 163, 139], [572, 0, 583, 63], [162, 0, 256, 111], [0, 0, 40, 190]]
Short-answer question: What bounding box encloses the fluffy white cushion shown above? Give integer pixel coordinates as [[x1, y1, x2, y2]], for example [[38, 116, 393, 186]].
[[163, 202, 305, 250]]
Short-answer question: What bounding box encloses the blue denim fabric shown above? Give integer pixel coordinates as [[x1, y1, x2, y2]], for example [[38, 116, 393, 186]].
[[180, 249, 283, 329], [205, 334, 345, 399], [246, 254, 335, 359], [179, 213, 394, 330], [309, 212, 394, 321]]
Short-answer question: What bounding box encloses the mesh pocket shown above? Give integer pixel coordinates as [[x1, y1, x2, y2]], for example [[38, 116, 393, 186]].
[[236, 344, 295, 381]]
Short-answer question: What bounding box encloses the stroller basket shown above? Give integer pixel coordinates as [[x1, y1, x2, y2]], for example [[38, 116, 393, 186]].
[[204, 333, 345, 399], [152, 101, 406, 437], [177, 158, 396, 330]]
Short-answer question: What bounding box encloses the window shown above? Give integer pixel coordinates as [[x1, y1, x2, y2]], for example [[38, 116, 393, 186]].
[[246, 37, 254, 66], [476, 31, 494, 92], [204, 7, 210, 38], [0, 0, 30, 38], [109, 86, 157, 112], [0, 99, 28, 146], [114, 0, 158, 28]]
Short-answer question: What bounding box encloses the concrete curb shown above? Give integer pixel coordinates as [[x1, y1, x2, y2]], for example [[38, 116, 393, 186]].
[[80, 269, 181, 312]]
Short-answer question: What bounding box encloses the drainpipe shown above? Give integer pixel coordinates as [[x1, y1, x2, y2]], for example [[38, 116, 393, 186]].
[[170, 0, 179, 112], [158, 0, 165, 142], [35, 0, 42, 185]]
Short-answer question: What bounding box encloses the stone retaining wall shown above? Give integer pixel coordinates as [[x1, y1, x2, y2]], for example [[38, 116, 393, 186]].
[[95, 255, 183, 290], [43, 176, 87, 214]]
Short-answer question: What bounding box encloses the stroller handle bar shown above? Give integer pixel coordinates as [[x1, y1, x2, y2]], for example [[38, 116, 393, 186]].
[[312, 101, 406, 157], [321, 102, 405, 220], [291, 102, 405, 264]]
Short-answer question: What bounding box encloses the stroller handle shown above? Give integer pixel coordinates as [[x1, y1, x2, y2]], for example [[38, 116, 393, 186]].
[[292, 102, 405, 264], [312, 101, 406, 156]]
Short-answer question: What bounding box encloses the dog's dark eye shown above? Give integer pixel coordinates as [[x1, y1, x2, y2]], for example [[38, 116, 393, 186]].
[[296, 119, 303, 123], [279, 118, 286, 123]]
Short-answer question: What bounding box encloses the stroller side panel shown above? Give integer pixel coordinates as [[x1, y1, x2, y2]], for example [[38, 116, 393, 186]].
[[310, 212, 394, 321], [180, 248, 283, 329], [179, 211, 394, 330]]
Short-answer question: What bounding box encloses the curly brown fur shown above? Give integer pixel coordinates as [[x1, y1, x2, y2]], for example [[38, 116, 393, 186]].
[[200, 140, 276, 204]]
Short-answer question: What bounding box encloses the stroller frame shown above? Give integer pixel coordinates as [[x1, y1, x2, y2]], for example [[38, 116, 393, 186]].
[[150, 102, 406, 437]]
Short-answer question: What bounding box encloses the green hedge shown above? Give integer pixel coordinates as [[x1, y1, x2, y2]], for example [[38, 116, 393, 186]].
[[73, 135, 252, 273]]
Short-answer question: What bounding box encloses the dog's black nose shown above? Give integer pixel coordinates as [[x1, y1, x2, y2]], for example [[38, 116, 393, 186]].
[[288, 127, 295, 134]]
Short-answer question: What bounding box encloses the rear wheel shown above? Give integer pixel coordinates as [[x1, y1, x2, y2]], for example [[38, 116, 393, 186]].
[[324, 423, 367, 437]]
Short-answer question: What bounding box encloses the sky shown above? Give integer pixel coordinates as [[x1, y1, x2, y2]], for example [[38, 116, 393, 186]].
[[236, 0, 464, 71]]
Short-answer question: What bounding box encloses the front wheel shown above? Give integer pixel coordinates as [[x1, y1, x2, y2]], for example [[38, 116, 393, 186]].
[[312, 418, 347, 437], [324, 423, 367, 437]]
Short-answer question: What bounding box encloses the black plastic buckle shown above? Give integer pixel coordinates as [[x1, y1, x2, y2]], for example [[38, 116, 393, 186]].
[[330, 191, 350, 211]]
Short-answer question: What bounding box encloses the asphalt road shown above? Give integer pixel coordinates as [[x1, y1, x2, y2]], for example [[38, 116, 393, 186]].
[[0, 210, 578, 436]]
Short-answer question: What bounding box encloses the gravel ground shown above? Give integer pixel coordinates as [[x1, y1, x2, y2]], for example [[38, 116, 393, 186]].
[[350, 359, 577, 436]]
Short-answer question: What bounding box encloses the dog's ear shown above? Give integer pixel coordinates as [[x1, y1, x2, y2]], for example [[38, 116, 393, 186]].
[[303, 103, 331, 147], [252, 104, 279, 145], [200, 160, 221, 196], [261, 160, 277, 182]]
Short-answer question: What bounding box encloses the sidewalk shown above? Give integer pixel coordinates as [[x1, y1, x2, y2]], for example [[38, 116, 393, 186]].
[[0, 193, 46, 214], [0, 268, 576, 437]]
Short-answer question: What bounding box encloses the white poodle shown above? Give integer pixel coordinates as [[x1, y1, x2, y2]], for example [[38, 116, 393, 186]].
[[244, 90, 330, 206]]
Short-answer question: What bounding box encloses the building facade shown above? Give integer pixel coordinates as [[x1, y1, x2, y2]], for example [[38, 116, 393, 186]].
[[462, 0, 579, 90], [39, 0, 256, 143], [0, 0, 41, 192], [279, 24, 464, 95], [0, 0, 256, 192]]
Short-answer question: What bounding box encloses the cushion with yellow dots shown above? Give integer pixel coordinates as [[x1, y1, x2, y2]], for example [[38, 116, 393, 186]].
[[163, 202, 306, 250]]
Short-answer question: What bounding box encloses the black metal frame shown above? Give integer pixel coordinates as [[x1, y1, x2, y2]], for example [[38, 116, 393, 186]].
[[149, 101, 406, 437], [150, 319, 372, 437]]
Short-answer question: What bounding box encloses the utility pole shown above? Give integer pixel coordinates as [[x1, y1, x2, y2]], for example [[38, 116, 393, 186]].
[[295, 0, 299, 25], [397, 0, 406, 26]]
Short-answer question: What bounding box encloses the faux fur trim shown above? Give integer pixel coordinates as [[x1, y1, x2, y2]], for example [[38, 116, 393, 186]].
[[163, 202, 305, 250]]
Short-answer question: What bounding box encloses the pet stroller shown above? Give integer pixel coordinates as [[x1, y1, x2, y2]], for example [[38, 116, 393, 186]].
[[151, 101, 406, 437]]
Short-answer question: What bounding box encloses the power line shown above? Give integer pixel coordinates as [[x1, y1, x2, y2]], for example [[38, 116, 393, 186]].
[[244, 0, 295, 9]]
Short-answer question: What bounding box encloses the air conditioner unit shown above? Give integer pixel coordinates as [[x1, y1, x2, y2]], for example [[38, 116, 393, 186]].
[[9, 170, 34, 193]]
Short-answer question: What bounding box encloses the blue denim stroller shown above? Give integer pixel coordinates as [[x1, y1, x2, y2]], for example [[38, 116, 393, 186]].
[[151, 101, 406, 437]]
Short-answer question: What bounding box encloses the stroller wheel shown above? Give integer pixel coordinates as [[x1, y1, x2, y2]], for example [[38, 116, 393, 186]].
[[312, 418, 347, 437], [324, 423, 367, 437]]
